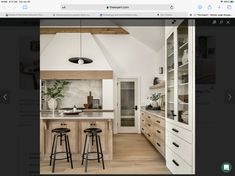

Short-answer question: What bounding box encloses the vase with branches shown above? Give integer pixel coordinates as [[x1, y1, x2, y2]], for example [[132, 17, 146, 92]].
[[149, 93, 161, 108], [42, 80, 69, 110]]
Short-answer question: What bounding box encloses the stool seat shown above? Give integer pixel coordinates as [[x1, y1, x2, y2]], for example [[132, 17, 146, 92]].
[[84, 127, 102, 133], [52, 128, 71, 133]]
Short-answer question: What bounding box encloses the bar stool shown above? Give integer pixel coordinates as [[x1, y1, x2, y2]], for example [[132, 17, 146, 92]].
[[81, 127, 105, 172], [49, 128, 73, 173]]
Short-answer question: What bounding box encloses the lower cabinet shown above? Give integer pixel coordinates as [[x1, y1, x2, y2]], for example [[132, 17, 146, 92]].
[[140, 110, 165, 158], [166, 121, 193, 174], [41, 119, 113, 160]]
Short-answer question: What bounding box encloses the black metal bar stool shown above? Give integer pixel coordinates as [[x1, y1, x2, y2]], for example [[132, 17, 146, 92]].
[[49, 128, 73, 173], [81, 127, 105, 172]]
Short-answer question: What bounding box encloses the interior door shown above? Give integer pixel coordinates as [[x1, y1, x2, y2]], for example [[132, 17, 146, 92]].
[[117, 78, 138, 133]]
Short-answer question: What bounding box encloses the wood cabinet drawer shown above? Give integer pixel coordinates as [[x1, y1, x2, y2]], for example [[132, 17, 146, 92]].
[[155, 126, 165, 141], [166, 131, 192, 165], [166, 147, 192, 174], [153, 116, 165, 128], [153, 138, 165, 157], [166, 122, 192, 143]]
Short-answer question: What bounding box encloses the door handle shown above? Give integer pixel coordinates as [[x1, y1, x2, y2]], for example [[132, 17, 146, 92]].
[[133, 105, 138, 110]]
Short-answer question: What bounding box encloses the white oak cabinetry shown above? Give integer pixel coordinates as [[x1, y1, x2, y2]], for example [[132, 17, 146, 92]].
[[165, 20, 195, 174], [140, 110, 165, 158], [40, 119, 113, 160]]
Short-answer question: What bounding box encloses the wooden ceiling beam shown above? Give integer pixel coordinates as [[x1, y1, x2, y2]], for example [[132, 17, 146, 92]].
[[40, 27, 129, 34]]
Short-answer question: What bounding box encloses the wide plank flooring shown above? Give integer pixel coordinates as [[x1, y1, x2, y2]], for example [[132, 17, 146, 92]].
[[40, 134, 171, 174]]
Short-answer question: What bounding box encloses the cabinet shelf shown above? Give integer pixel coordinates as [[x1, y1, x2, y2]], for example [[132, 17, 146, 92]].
[[168, 52, 174, 58], [149, 81, 165, 89], [179, 82, 188, 86], [178, 62, 188, 68], [168, 69, 174, 73], [179, 42, 188, 50]]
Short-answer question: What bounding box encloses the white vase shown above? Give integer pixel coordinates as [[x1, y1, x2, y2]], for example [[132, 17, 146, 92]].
[[151, 101, 158, 108], [48, 98, 58, 110]]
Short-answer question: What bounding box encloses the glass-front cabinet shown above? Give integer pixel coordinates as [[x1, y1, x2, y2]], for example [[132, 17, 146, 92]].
[[166, 20, 193, 130]]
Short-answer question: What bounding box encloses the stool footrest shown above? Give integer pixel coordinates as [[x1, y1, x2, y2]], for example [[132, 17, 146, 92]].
[[82, 152, 104, 160], [50, 152, 72, 160]]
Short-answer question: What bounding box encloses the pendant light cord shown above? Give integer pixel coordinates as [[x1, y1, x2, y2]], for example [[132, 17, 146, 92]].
[[80, 19, 82, 57]]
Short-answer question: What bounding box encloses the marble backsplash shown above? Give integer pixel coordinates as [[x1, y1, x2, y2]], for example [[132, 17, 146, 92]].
[[42, 80, 102, 109]]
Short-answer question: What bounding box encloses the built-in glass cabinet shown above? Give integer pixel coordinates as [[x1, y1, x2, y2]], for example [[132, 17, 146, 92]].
[[166, 20, 193, 129]]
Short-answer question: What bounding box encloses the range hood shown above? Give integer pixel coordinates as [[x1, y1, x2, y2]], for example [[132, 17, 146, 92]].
[[40, 33, 112, 71]]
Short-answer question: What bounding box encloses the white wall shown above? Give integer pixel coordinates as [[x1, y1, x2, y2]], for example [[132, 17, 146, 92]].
[[40, 33, 112, 70]]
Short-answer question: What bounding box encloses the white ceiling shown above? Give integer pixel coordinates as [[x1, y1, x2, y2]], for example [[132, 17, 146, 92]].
[[124, 26, 165, 52], [40, 19, 165, 52]]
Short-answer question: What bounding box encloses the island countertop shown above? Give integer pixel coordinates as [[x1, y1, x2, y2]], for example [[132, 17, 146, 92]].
[[40, 111, 114, 120]]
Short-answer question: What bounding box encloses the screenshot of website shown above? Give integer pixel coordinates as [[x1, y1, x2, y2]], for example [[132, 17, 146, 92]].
[[0, 1, 234, 176]]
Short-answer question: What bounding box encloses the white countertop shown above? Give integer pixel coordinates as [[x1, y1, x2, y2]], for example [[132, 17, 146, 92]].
[[40, 111, 114, 120], [141, 108, 165, 119]]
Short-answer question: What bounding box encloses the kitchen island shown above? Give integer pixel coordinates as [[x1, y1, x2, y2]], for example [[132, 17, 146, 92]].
[[40, 111, 114, 161]]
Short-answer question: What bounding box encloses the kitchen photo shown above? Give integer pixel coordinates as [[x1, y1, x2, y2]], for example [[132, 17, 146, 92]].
[[40, 19, 195, 174]]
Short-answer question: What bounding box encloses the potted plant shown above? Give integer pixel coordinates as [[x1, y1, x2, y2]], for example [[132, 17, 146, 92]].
[[42, 80, 69, 110], [149, 93, 161, 108]]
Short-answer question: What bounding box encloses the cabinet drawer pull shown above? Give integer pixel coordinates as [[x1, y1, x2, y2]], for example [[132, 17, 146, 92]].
[[148, 124, 151, 127], [141, 128, 144, 131], [157, 142, 161, 147], [147, 134, 151, 137], [172, 159, 179, 166], [141, 119, 144, 122], [157, 130, 161, 133], [156, 120, 160, 123], [172, 142, 179, 148], [148, 116, 151, 118], [172, 128, 179, 133]]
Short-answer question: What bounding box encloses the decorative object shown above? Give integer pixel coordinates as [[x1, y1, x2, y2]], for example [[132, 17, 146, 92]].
[[84, 104, 89, 109], [149, 93, 161, 108], [182, 49, 188, 64], [181, 111, 188, 123], [181, 73, 188, 83], [42, 80, 69, 110], [159, 67, 163, 74], [153, 77, 159, 85], [92, 99, 100, 109], [178, 95, 188, 103], [87, 91, 93, 109], [160, 95, 165, 111], [68, 19, 93, 65]]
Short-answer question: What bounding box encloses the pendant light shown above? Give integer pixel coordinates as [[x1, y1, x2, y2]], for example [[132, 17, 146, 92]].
[[68, 19, 93, 65]]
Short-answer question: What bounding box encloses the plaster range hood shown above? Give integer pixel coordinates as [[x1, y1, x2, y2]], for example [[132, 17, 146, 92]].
[[40, 33, 112, 71]]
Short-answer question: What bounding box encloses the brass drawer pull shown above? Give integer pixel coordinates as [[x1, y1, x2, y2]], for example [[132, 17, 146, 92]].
[[156, 120, 160, 123], [147, 134, 151, 137], [157, 142, 161, 147], [148, 124, 151, 127], [157, 130, 161, 133], [172, 159, 179, 166], [148, 116, 151, 118], [141, 128, 144, 131]]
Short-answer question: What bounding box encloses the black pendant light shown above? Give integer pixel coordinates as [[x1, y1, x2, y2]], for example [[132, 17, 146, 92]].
[[68, 20, 93, 65]]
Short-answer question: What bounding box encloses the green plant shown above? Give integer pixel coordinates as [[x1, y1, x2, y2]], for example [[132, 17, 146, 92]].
[[150, 93, 161, 102], [43, 80, 69, 100]]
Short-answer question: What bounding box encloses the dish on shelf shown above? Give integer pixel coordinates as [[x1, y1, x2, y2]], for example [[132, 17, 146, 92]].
[[181, 111, 188, 123], [178, 95, 188, 103]]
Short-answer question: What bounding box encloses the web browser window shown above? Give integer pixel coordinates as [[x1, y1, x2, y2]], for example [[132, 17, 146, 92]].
[[0, 1, 234, 176]]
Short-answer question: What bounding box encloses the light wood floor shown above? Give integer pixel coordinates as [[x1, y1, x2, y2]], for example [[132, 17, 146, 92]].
[[40, 134, 171, 174]]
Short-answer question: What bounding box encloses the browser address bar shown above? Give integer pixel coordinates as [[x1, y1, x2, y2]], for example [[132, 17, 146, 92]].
[[61, 4, 175, 11]]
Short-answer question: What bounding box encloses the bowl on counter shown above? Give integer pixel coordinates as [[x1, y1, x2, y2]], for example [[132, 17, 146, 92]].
[[63, 109, 82, 115]]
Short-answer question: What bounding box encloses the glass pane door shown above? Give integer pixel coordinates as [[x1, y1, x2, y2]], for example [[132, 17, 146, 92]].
[[177, 20, 189, 125], [120, 81, 135, 127], [167, 33, 175, 120]]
